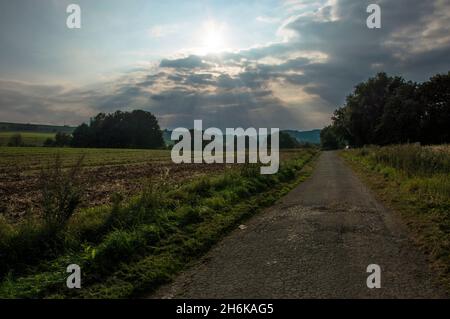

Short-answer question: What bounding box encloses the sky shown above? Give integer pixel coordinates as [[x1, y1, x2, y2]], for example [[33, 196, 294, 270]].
[[0, 0, 449, 130]]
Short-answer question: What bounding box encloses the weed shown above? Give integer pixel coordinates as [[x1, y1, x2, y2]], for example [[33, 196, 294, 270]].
[[40, 154, 85, 230]]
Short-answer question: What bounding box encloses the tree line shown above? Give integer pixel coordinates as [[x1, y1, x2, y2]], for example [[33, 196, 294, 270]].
[[9, 109, 303, 150], [70, 110, 165, 148], [321, 72, 450, 149]]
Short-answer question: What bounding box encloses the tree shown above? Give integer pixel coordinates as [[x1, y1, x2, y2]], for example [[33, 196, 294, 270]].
[[279, 131, 300, 149], [7, 133, 23, 147], [419, 72, 450, 144], [71, 123, 92, 147], [44, 138, 55, 147], [324, 71, 449, 147], [376, 81, 422, 145], [54, 132, 72, 147], [341, 73, 405, 146], [71, 110, 165, 149], [320, 125, 344, 150]]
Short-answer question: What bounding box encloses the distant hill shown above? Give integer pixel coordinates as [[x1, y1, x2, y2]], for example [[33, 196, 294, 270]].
[[283, 129, 321, 145], [162, 128, 321, 146], [0, 122, 75, 134], [0, 123, 321, 147]]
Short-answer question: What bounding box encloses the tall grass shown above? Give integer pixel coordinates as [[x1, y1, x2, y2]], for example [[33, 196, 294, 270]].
[[0, 154, 85, 277], [342, 145, 450, 291], [361, 144, 450, 176], [352, 144, 450, 200]]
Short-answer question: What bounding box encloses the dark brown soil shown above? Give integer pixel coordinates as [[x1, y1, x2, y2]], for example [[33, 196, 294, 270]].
[[0, 162, 227, 221]]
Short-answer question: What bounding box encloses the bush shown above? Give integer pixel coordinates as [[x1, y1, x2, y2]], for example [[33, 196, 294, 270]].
[[40, 154, 85, 230], [0, 217, 64, 277], [54, 132, 72, 147], [43, 138, 55, 147], [7, 134, 23, 147], [0, 155, 87, 277]]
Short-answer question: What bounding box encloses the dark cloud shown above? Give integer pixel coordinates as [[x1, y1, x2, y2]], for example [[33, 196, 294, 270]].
[[1, 0, 449, 130], [152, 0, 450, 127], [160, 55, 210, 69], [275, 0, 450, 105], [0, 80, 91, 125]]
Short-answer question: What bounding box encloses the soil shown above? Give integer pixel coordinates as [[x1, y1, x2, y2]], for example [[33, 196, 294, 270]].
[[0, 162, 227, 221]]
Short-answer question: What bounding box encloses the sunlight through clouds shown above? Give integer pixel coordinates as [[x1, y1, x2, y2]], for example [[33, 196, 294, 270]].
[[0, 0, 449, 130]]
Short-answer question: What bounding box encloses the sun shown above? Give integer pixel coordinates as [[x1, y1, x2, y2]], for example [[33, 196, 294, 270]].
[[200, 20, 228, 54]]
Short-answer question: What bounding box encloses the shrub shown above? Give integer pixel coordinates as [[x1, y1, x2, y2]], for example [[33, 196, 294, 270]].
[[0, 217, 63, 277], [43, 138, 55, 147], [39, 154, 85, 230], [7, 133, 23, 147], [54, 132, 72, 147]]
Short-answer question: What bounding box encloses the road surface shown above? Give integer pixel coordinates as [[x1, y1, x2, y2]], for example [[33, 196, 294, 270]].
[[151, 151, 445, 298]]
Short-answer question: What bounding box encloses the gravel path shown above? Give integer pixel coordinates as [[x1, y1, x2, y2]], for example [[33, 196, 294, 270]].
[[150, 151, 446, 298]]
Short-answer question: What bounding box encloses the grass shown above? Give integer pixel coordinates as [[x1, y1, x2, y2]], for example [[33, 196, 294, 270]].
[[340, 144, 450, 292], [0, 147, 309, 174], [0, 147, 171, 172], [0, 148, 319, 298], [0, 132, 56, 147]]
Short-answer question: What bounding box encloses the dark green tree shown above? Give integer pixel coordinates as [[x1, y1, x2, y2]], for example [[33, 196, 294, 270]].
[[326, 72, 450, 147], [419, 72, 450, 144], [341, 73, 405, 146], [279, 131, 300, 149], [54, 132, 72, 147], [71, 110, 165, 149], [376, 82, 422, 145], [320, 125, 344, 150], [7, 133, 23, 147], [71, 123, 92, 147]]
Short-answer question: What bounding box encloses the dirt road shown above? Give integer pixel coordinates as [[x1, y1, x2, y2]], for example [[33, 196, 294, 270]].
[[151, 151, 446, 298]]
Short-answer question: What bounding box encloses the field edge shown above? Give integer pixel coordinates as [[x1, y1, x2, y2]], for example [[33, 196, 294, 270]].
[[339, 150, 450, 294]]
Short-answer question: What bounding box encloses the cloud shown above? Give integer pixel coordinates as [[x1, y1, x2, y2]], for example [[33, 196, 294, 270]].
[[0, 80, 94, 125], [263, 0, 450, 105], [256, 16, 281, 24], [1, 0, 449, 130], [160, 55, 211, 69]]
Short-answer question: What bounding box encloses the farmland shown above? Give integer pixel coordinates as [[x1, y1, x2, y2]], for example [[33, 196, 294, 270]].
[[0, 147, 318, 298], [0, 131, 56, 146], [0, 122, 76, 146], [0, 147, 211, 221], [0, 147, 309, 221]]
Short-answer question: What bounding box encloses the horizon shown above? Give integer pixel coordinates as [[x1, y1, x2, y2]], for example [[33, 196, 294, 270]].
[[0, 119, 323, 133]]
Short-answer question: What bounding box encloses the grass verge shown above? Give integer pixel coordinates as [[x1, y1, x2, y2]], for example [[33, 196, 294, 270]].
[[0, 148, 319, 298], [340, 145, 450, 292]]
